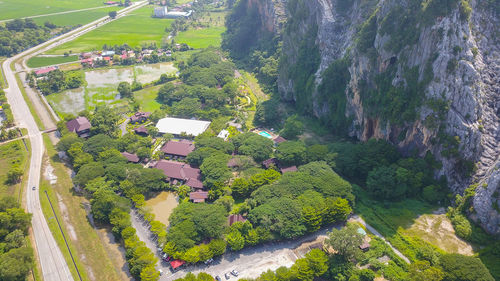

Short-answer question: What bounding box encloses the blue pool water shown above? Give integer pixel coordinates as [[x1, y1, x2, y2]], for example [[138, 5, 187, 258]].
[[258, 131, 273, 139]]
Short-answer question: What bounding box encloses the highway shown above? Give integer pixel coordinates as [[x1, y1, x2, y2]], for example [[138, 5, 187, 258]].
[[1, 2, 147, 280]]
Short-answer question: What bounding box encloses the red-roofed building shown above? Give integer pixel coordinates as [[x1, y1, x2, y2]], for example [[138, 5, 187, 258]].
[[154, 160, 203, 189], [189, 191, 208, 203], [134, 126, 148, 136], [228, 214, 246, 226], [273, 136, 287, 144], [35, 67, 57, 77], [130, 112, 151, 124], [280, 166, 298, 173], [161, 140, 195, 158], [80, 58, 93, 64], [121, 152, 140, 163], [66, 116, 91, 138], [170, 259, 185, 270]]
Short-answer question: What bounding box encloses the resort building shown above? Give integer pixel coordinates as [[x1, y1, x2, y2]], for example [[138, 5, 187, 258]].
[[121, 152, 140, 163], [153, 160, 203, 189], [66, 116, 91, 138], [156, 117, 211, 137], [161, 140, 195, 158]]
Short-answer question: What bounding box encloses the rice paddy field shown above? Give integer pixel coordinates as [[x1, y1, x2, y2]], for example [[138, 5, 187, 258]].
[[0, 0, 108, 21], [46, 6, 173, 55], [27, 55, 79, 68], [175, 11, 227, 49], [46, 62, 177, 115], [31, 6, 121, 27]]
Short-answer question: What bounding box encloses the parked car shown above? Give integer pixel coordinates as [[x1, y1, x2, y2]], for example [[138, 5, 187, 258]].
[[231, 270, 239, 277], [204, 258, 213, 265], [215, 276, 222, 281], [225, 273, 231, 280], [159, 269, 163, 276], [32, 186, 36, 190]]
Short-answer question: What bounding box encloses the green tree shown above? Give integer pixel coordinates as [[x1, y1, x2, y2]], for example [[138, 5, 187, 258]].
[[290, 258, 314, 281], [200, 154, 231, 187], [231, 178, 250, 198], [118, 82, 133, 98], [90, 106, 120, 136], [232, 132, 274, 162], [140, 265, 159, 281], [305, 249, 328, 277], [225, 231, 245, 251], [326, 223, 363, 261], [409, 260, 443, 281], [439, 253, 494, 281], [109, 11, 117, 18], [324, 197, 352, 224], [6, 165, 23, 184], [208, 239, 227, 256], [302, 206, 323, 232], [276, 141, 307, 167], [280, 115, 304, 140], [307, 144, 329, 162]]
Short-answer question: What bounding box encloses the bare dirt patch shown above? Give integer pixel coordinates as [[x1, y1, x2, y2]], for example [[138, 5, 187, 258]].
[[404, 213, 474, 255]]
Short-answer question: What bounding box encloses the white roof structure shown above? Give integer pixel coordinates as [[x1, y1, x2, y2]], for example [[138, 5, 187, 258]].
[[156, 117, 211, 136], [217, 129, 229, 141]]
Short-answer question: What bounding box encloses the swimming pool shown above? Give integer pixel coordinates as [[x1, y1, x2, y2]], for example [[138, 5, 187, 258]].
[[258, 131, 273, 139]]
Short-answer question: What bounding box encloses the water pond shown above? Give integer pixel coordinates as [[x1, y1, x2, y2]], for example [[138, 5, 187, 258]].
[[145, 191, 179, 226]]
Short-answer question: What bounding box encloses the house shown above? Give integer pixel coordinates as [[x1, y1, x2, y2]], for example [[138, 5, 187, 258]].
[[80, 58, 93, 64], [161, 140, 195, 158], [273, 136, 286, 144], [359, 241, 371, 252], [134, 126, 148, 136], [66, 116, 91, 138], [154, 160, 203, 189], [280, 166, 298, 173], [156, 117, 211, 137], [102, 50, 115, 57], [154, 6, 169, 17], [34, 67, 57, 77], [228, 214, 246, 226], [189, 191, 208, 203], [130, 112, 151, 124], [121, 152, 140, 163], [262, 158, 279, 169], [217, 129, 229, 141]]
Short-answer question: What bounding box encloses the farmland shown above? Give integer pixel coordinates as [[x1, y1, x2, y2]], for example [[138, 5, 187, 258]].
[[27, 56, 79, 68], [0, 0, 109, 21], [175, 11, 227, 49], [47, 6, 173, 55], [31, 6, 121, 27]]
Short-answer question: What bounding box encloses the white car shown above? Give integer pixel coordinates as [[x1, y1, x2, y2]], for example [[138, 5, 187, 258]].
[[159, 269, 163, 276]]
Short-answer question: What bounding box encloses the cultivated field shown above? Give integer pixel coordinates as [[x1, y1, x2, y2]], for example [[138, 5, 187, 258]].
[[27, 56, 79, 68], [175, 11, 227, 48], [0, 0, 109, 21], [46, 62, 177, 115], [47, 6, 173, 55], [31, 6, 120, 27]]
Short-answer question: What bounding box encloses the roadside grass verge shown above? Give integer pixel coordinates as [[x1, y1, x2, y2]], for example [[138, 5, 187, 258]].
[[27, 55, 79, 68], [15, 75, 45, 130], [41, 134, 125, 281], [175, 26, 226, 49], [133, 84, 162, 112], [47, 6, 174, 55], [0, 57, 6, 88], [0, 140, 30, 200]]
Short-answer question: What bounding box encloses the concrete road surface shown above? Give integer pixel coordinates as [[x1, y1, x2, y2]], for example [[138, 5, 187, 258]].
[[1, 2, 147, 280]]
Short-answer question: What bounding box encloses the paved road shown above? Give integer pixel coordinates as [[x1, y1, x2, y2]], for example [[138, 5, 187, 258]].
[[1, 2, 148, 280], [131, 210, 335, 281], [0, 5, 119, 23]]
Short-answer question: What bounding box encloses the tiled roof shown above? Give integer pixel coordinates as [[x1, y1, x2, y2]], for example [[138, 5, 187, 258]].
[[161, 140, 195, 157]]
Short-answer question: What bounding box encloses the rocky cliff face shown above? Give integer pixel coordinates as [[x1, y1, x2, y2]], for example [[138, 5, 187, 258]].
[[264, 0, 500, 234]]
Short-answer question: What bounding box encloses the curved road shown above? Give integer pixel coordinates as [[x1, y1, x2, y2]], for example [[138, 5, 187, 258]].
[[1, 2, 147, 280]]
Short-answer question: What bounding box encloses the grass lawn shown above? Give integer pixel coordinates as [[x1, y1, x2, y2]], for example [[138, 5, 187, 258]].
[[175, 26, 226, 49], [0, 140, 29, 199], [31, 7, 120, 27], [0, 0, 107, 21], [0, 58, 5, 88], [133, 85, 162, 112], [27, 56, 79, 68], [41, 134, 127, 281], [47, 6, 173, 55]]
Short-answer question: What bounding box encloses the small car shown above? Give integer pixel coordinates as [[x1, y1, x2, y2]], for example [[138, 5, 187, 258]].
[[159, 269, 163, 276], [204, 258, 213, 264], [231, 270, 238, 277], [215, 276, 222, 281], [32, 186, 36, 190], [225, 273, 231, 280]]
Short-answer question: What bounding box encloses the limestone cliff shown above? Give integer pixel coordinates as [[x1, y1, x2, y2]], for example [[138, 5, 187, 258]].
[[260, 0, 500, 234]]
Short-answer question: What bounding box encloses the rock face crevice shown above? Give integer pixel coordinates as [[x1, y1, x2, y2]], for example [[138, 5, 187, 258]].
[[260, 0, 500, 234]]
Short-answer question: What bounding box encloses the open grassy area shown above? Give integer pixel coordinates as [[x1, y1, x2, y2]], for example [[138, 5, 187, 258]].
[[175, 26, 225, 49], [41, 134, 127, 281], [0, 57, 6, 88], [31, 6, 120, 27], [0, 140, 29, 199], [47, 6, 173, 55], [133, 85, 162, 112], [27, 56, 79, 68], [0, 0, 110, 21]]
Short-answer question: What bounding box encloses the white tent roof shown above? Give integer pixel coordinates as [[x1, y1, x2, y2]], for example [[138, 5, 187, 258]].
[[156, 117, 211, 136]]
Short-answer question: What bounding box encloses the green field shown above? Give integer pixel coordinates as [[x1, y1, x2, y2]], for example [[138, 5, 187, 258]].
[[0, 57, 5, 88], [0, 140, 29, 199], [0, 0, 108, 21], [27, 56, 79, 68], [175, 26, 225, 49], [47, 6, 173, 55], [31, 6, 120, 27], [133, 85, 163, 112]]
